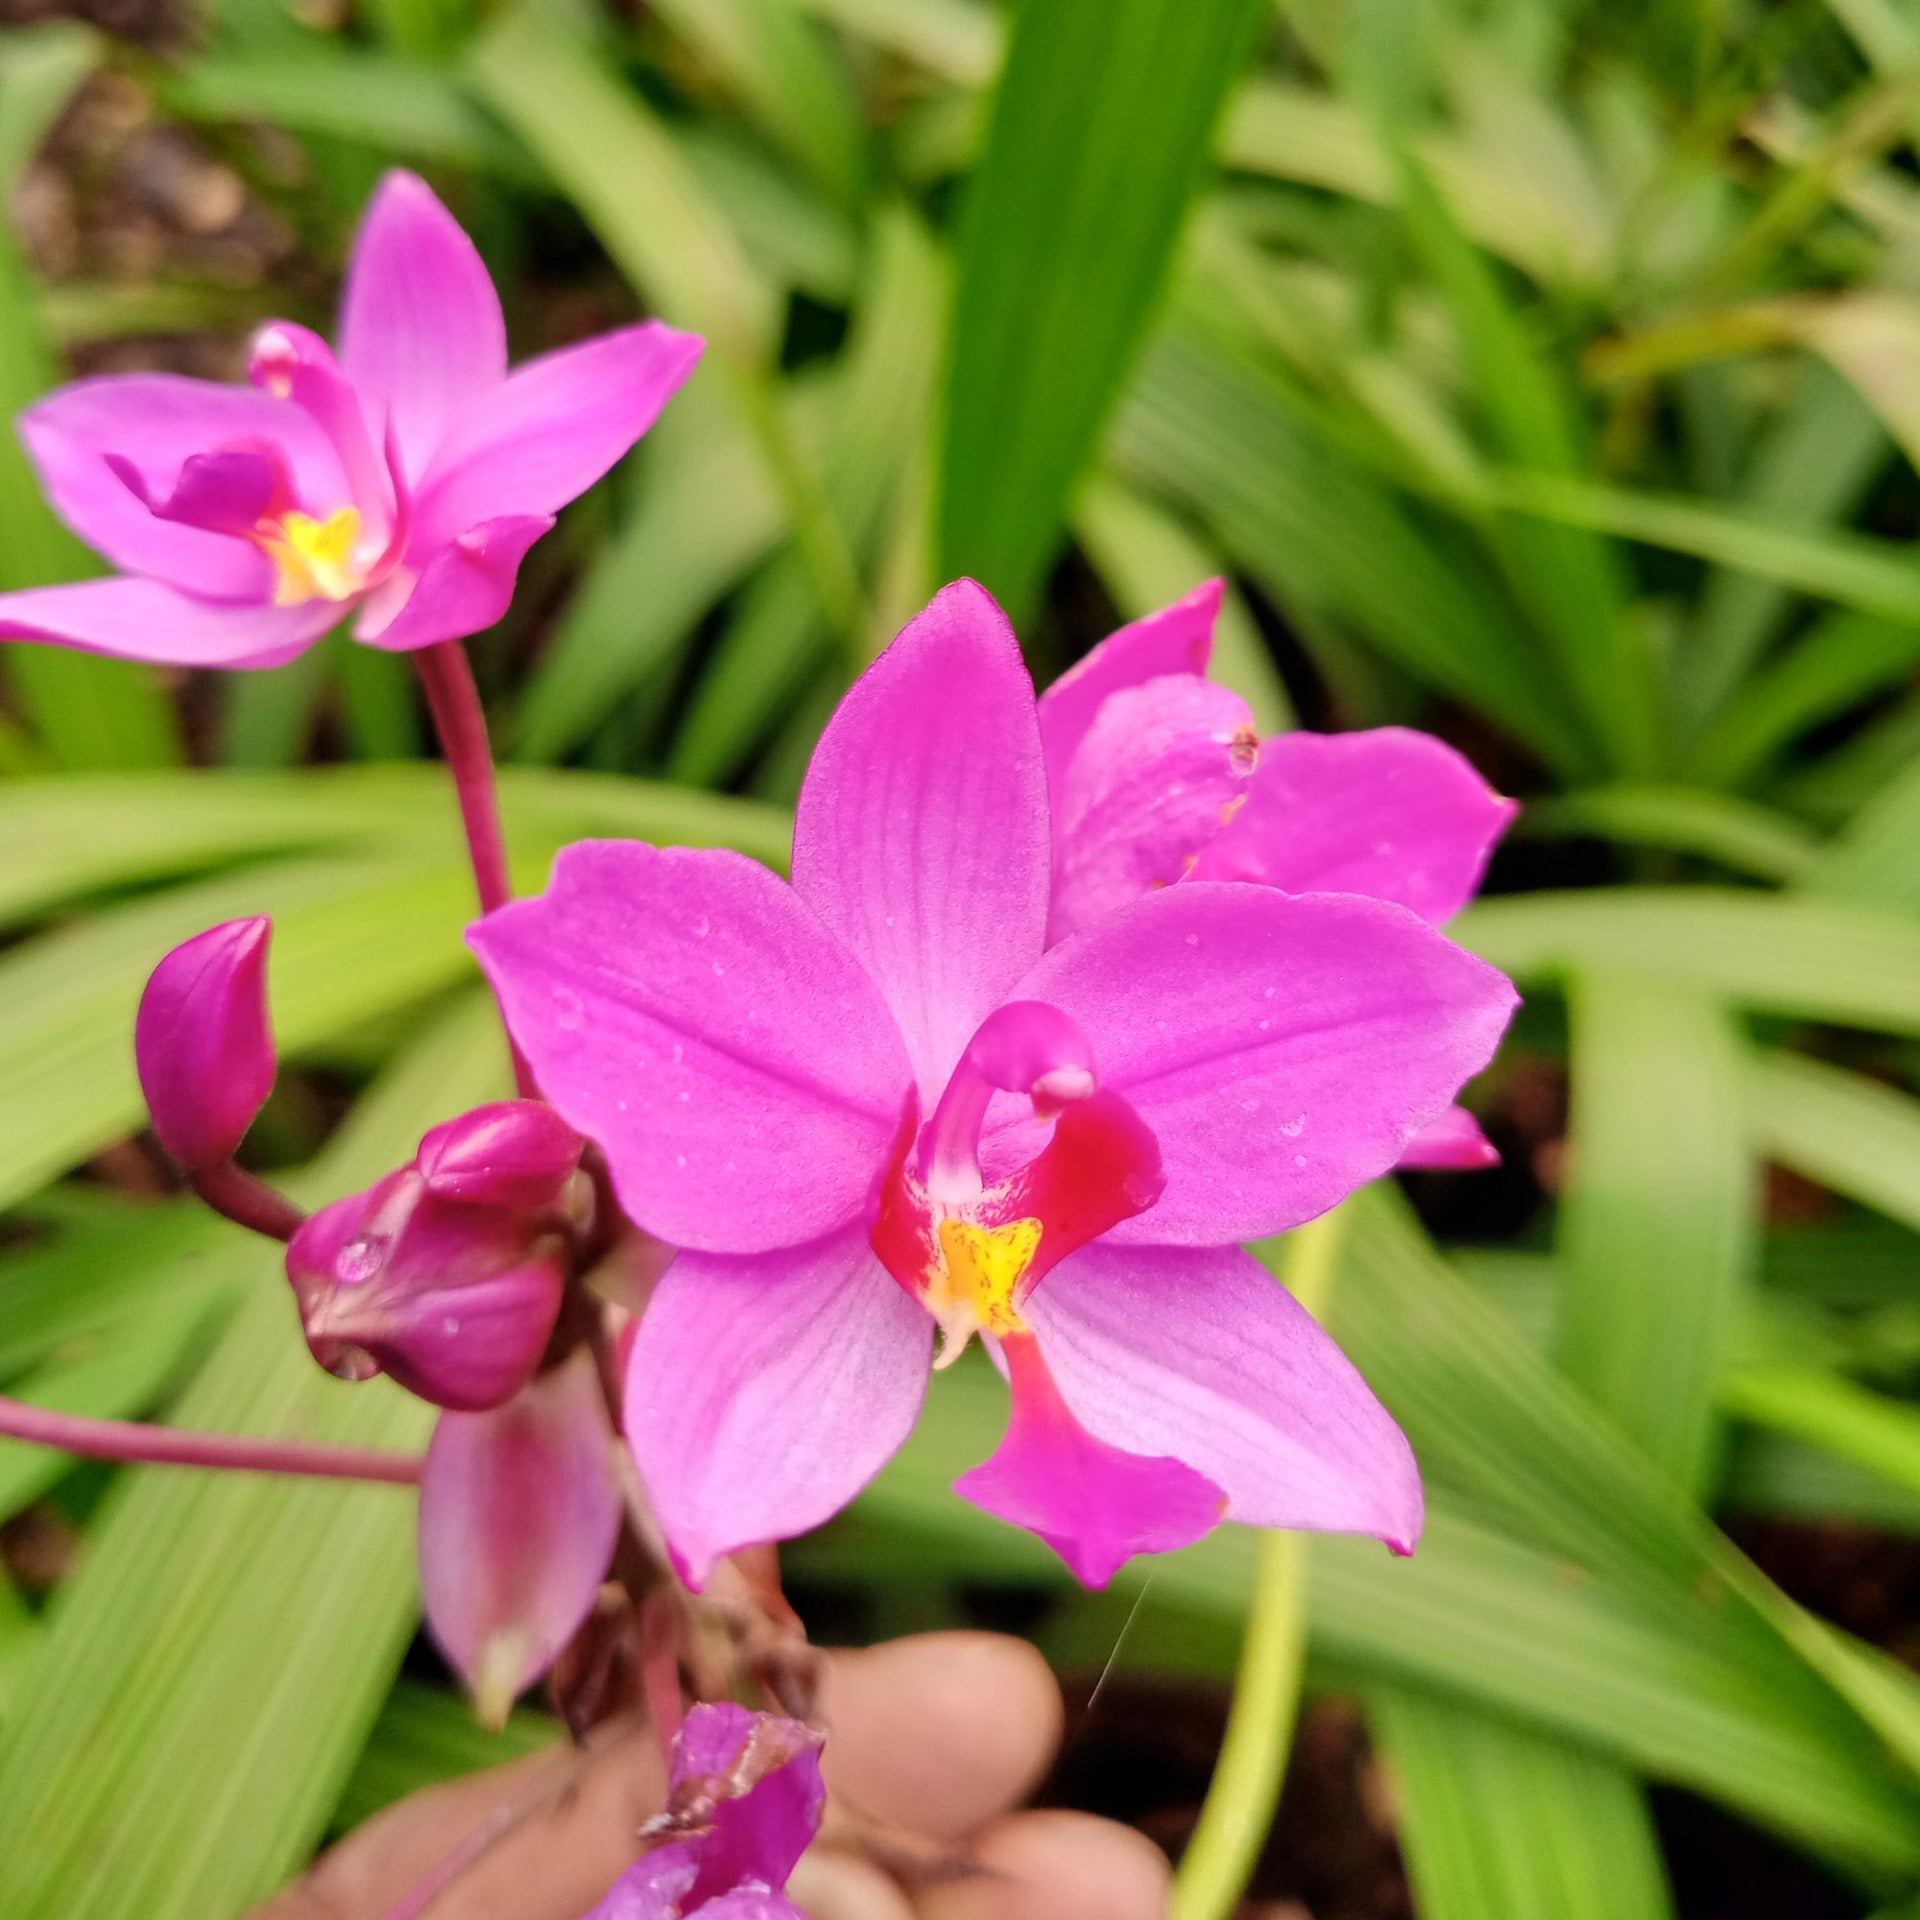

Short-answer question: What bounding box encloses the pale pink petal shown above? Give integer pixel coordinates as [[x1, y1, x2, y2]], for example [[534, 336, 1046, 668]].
[[1397, 1104, 1499, 1170], [1049, 673, 1258, 942], [355, 513, 552, 651], [417, 1350, 622, 1726], [1193, 728, 1517, 925], [20, 375, 348, 596], [0, 577, 333, 667], [339, 171, 507, 482], [1036, 579, 1221, 802], [1024, 1242, 1422, 1551], [955, 1330, 1225, 1587], [469, 841, 911, 1253], [792, 580, 1050, 1098], [412, 323, 704, 552], [623, 1225, 930, 1587], [1004, 885, 1518, 1245]]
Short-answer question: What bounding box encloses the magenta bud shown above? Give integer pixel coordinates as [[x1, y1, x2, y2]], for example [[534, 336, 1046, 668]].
[[418, 1350, 622, 1730], [135, 917, 277, 1171], [286, 1145, 567, 1412], [416, 1100, 582, 1209]]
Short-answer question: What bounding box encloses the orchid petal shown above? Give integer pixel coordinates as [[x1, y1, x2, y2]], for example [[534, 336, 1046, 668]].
[[1193, 727, 1517, 925], [470, 841, 910, 1253], [1024, 1241, 1422, 1552], [793, 580, 1050, 1098], [1048, 673, 1258, 942], [673, 1704, 826, 1906], [412, 323, 704, 552], [355, 513, 552, 651], [955, 1330, 1225, 1587], [1036, 579, 1220, 802], [339, 171, 507, 482], [418, 1350, 622, 1727], [1005, 885, 1518, 1245], [19, 375, 346, 596], [417, 1100, 583, 1208], [623, 1224, 930, 1588], [1397, 1103, 1500, 1170], [0, 577, 333, 666]]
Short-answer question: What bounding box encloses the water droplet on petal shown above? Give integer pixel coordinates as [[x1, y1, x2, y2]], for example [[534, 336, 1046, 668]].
[[553, 987, 584, 1032], [1280, 1114, 1306, 1138]]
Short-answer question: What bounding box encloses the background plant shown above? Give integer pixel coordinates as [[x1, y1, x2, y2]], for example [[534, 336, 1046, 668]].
[[5, 0, 1920, 1914]]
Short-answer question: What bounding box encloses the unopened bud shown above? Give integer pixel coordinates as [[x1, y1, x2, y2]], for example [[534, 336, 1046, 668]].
[[418, 1350, 621, 1729], [287, 1107, 576, 1411], [416, 1100, 582, 1209], [135, 918, 277, 1171]]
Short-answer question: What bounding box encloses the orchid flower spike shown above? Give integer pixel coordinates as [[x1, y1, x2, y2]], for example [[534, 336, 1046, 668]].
[[286, 1100, 582, 1412], [473, 582, 1518, 1589], [586, 1702, 825, 1920], [0, 171, 702, 667], [1044, 580, 1518, 1170], [135, 917, 277, 1171]]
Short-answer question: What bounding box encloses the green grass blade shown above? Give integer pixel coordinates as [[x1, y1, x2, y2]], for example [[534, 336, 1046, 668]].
[[1521, 785, 1822, 882], [1370, 1687, 1676, 1920], [1804, 754, 1920, 913], [1556, 973, 1754, 1493], [1749, 1049, 1920, 1234], [938, 0, 1263, 615]]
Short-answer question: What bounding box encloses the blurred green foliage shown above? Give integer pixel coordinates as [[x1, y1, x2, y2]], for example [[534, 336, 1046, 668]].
[[5, 0, 1920, 1914]]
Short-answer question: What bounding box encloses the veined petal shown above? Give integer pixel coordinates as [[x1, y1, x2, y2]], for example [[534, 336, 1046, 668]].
[[412, 323, 704, 552], [1397, 1103, 1499, 1170], [793, 580, 1050, 1099], [623, 1224, 930, 1588], [1193, 727, 1517, 925], [955, 1330, 1225, 1587], [0, 577, 333, 667], [1036, 579, 1220, 803], [355, 513, 552, 651], [20, 375, 347, 596], [1006, 885, 1518, 1245], [469, 841, 910, 1253], [339, 171, 507, 482], [1023, 1242, 1422, 1552], [1049, 673, 1258, 942], [417, 1350, 622, 1727]]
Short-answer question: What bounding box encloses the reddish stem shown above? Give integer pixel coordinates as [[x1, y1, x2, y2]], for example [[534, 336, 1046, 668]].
[[413, 639, 538, 1098], [189, 1159, 306, 1243], [0, 1393, 421, 1485]]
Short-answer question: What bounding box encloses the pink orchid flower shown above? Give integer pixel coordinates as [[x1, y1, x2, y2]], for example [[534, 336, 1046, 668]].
[[0, 171, 702, 667], [586, 1702, 825, 1920], [1045, 580, 1519, 1169], [472, 582, 1517, 1588]]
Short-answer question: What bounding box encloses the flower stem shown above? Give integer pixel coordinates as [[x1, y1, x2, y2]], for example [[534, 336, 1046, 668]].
[[413, 638, 537, 1098], [1170, 1204, 1350, 1920], [0, 1393, 422, 1485], [188, 1159, 306, 1243]]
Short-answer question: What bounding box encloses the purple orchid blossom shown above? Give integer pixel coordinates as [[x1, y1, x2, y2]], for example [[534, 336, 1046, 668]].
[[586, 1702, 825, 1920], [471, 581, 1518, 1589], [0, 171, 701, 667], [1046, 580, 1518, 1169]]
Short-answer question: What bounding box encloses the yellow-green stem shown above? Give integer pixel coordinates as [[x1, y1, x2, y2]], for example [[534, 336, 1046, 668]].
[[1171, 1204, 1350, 1920]]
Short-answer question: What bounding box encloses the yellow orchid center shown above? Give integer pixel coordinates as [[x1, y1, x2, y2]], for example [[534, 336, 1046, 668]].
[[261, 506, 364, 607], [927, 1216, 1042, 1368]]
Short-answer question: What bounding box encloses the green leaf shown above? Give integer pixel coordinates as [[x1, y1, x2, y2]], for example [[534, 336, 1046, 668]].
[[1556, 973, 1755, 1492], [1748, 1049, 1920, 1234], [1724, 1366, 1920, 1513], [1804, 755, 1920, 914], [1370, 1687, 1676, 1920], [1459, 887, 1920, 1036], [938, 0, 1264, 615], [1521, 785, 1822, 883], [0, 996, 509, 1920]]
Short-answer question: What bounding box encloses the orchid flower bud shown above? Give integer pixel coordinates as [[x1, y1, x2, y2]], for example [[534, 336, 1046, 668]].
[[586, 1700, 825, 1919], [134, 917, 277, 1171], [286, 1105, 579, 1411], [418, 1349, 622, 1730], [416, 1100, 584, 1208]]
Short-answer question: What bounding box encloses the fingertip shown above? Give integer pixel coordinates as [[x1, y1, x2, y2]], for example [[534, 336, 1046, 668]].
[[914, 1810, 1171, 1920], [821, 1633, 1064, 1841]]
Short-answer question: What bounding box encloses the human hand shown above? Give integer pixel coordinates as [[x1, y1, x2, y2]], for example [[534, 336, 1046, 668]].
[[257, 1632, 1170, 1920]]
